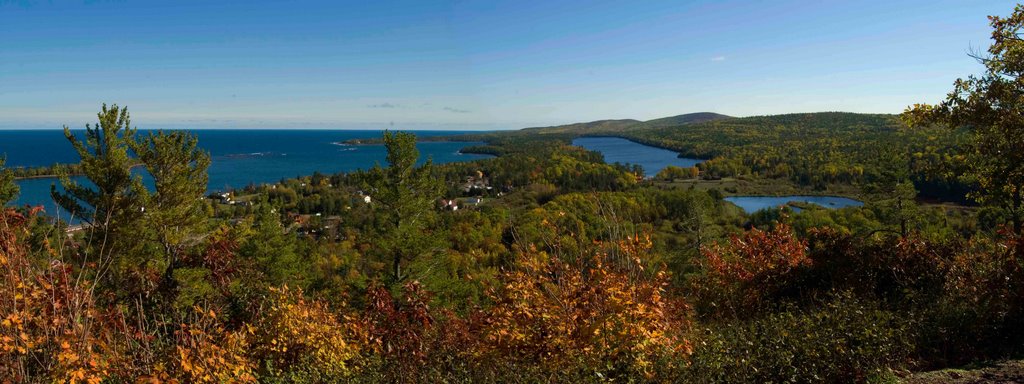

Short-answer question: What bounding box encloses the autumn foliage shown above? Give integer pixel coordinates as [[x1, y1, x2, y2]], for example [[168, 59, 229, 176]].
[[7, 192, 1024, 382], [171, 309, 256, 383], [482, 250, 689, 378], [692, 223, 810, 318], [1, 205, 697, 382], [0, 208, 117, 383], [250, 286, 360, 381], [354, 234, 691, 381]]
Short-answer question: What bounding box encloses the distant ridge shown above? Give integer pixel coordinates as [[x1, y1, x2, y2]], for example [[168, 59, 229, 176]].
[[411, 111, 903, 157], [642, 112, 733, 127], [515, 112, 731, 135], [519, 119, 642, 135]]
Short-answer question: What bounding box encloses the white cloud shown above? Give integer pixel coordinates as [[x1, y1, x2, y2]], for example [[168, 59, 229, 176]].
[[711, 56, 726, 62]]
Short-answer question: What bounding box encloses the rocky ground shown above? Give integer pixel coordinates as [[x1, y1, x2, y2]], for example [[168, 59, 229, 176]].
[[904, 360, 1024, 384]]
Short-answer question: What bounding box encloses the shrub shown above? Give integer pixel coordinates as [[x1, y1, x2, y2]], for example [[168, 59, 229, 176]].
[[250, 285, 362, 381], [0, 208, 118, 382], [172, 308, 257, 383], [686, 292, 912, 383], [481, 248, 690, 381], [914, 229, 1024, 366], [691, 223, 810, 319], [360, 281, 437, 381]]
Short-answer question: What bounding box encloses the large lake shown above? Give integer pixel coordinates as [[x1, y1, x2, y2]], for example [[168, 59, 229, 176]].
[[3, 130, 492, 214], [572, 137, 702, 176], [725, 195, 864, 213]]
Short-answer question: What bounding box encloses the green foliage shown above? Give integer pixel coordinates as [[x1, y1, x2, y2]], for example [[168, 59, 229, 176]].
[[132, 130, 212, 251], [420, 209, 507, 311], [52, 104, 147, 236], [451, 111, 964, 200], [131, 130, 213, 302], [687, 292, 911, 383], [510, 188, 728, 272], [655, 165, 688, 182], [431, 138, 637, 194], [364, 131, 445, 284], [9, 162, 112, 180], [239, 203, 304, 287], [0, 157, 17, 206], [873, 181, 922, 235], [904, 5, 1024, 234], [624, 113, 960, 194], [47, 104, 153, 303]]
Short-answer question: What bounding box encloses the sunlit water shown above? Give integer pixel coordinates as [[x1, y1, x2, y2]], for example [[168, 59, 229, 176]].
[[572, 137, 702, 176], [3, 130, 492, 217], [568, 137, 865, 214], [724, 195, 863, 213]]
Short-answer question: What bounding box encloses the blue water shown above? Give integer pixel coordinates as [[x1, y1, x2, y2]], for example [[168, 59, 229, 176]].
[[572, 137, 701, 176], [725, 195, 864, 213], [3, 130, 492, 215]]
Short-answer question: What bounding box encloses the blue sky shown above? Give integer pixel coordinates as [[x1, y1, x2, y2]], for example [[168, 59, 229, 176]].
[[0, 0, 1015, 129]]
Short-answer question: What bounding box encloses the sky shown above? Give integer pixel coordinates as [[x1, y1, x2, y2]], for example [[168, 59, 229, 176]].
[[0, 0, 1017, 130]]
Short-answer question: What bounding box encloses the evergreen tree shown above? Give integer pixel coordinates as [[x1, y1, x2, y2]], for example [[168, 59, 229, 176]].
[[365, 131, 444, 284], [0, 157, 17, 206], [862, 148, 920, 237], [52, 104, 147, 244], [240, 202, 302, 286], [130, 130, 212, 295]]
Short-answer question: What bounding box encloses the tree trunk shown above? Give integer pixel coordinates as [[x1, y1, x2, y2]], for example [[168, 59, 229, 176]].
[[1012, 189, 1024, 258], [393, 251, 402, 283], [897, 197, 907, 237], [158, 241, 178, 303]]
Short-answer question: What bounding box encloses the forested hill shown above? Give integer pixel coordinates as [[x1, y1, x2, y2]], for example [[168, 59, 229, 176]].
[[350, 111, 963, 199], [448, 111, 966, 200], [631, 111, 734, 127], [346, 112, 730, 145], [617, 112, 905, 159], [430, 112, 730, 151], [518, 118, 642, 135], [486, 111, 893, 141], [509, 112, 733, 136], [599, 112, 962, 190]]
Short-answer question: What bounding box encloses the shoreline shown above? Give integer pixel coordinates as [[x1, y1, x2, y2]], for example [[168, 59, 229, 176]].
[[13, 163, 145, 181], [574, 134, 713, 161], [14, 174, 62, 181]]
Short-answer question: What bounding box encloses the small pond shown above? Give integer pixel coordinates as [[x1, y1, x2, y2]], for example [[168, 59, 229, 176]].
[[725, 195, 863, 213]]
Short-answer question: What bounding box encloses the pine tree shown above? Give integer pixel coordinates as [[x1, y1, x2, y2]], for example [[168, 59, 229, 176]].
[[130, 130, 212, 295], [240, 202, 303, 286], [52, 104, 147, 244], [0, 157, 17, 206], [862, 148, 920, 237], [365, 131, 444, 284]]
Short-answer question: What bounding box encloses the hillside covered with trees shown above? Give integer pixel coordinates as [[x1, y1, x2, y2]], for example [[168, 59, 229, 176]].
[[445, 111, 968, 204]]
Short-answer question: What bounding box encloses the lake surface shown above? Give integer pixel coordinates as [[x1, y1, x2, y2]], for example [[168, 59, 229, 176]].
[[725, 195, 864, 213], [572, 137, 702, 176], [3, 130, 492, 215]]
